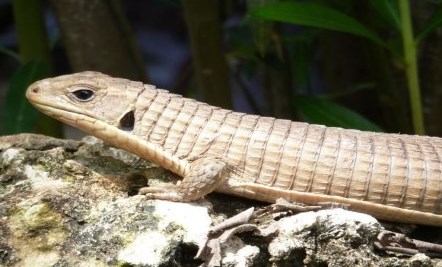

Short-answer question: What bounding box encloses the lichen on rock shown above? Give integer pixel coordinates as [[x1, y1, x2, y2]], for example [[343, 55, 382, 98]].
[[1, 134, 442, 267]]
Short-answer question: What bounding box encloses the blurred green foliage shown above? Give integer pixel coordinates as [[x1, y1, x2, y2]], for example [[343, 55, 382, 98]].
[[2, 0, 442, 136], [1, 62, 49, 134], [249, 0, 442, 134], [1, 0, 61, 136], [294, 95, 383, 132]]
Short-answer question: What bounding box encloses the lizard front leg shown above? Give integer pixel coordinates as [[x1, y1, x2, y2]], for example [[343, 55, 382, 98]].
[[139, 157, 230, 202]]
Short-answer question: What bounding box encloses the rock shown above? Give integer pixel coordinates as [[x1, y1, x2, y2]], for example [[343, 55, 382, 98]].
[[1, 134, 442, 266], [268, 209, 381, 266]]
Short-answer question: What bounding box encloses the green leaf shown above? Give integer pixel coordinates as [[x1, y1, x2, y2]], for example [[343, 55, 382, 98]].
[[246, 0, 278, 56], [416, 6, 442, 43], [294, 95, 383, 132], [250, 2, 384, 45], [371, 0, 401, 32], [1, 61, 50, 134]]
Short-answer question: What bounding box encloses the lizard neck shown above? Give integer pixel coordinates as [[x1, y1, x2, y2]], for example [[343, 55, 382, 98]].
[[75, 115, 190, 176]]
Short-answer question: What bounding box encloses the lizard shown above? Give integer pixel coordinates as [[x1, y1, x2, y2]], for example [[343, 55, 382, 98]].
[[26, 71, 442, 226]]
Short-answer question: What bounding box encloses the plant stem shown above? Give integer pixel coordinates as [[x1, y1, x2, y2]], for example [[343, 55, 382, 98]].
[[13, 0, 51, 64], [12, 0, 63, 137], [399, 0, 425, 134], [181, 0, 232, 109]]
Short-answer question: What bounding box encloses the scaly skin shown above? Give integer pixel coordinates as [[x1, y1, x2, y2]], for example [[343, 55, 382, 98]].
[[26, 71, 442, 226]]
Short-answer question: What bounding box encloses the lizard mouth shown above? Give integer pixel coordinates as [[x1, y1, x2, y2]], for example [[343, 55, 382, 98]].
[[29, 101, 83, 126]]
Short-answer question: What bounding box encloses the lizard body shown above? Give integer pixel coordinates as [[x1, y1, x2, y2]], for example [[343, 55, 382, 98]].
[[26, 71, 442, 226]]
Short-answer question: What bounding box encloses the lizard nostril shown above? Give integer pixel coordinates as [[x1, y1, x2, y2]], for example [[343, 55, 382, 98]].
[[26, 84, 41, 100]]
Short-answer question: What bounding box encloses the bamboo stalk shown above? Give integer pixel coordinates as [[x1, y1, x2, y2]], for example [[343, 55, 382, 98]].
[[399, 0, 425, 135]]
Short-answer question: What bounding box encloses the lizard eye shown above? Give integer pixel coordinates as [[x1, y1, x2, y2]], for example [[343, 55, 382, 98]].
[[71, 89, 95, 102]]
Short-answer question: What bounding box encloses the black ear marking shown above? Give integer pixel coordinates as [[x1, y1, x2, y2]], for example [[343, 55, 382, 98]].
[[119, 111, 135, 131]]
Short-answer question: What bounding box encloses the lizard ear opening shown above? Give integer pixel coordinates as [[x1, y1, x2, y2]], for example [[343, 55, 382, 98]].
[[119, 111, 135, 131]]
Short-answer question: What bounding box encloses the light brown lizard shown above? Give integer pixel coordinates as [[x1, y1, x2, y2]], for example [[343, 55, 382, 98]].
[[26, 71, 442, 226]]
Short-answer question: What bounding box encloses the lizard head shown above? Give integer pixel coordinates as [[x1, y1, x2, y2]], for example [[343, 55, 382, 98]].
[[26, 71, 146, 135]]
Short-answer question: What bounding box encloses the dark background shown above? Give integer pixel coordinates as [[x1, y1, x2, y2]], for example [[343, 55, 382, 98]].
[[1, 0, 441, 138]]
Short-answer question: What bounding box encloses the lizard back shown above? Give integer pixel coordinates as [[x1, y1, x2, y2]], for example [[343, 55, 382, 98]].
[[135, 87, 442, 216]]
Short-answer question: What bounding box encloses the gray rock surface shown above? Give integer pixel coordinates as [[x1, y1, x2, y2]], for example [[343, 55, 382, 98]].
[[1, 134, 442, 266]]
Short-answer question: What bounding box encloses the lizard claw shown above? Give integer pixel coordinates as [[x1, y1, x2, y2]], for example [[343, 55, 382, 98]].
[[138, 186, 183, 201]]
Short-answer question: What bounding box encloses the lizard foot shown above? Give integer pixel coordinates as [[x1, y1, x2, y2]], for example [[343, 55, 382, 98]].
[[139, 157, 230, 202]]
